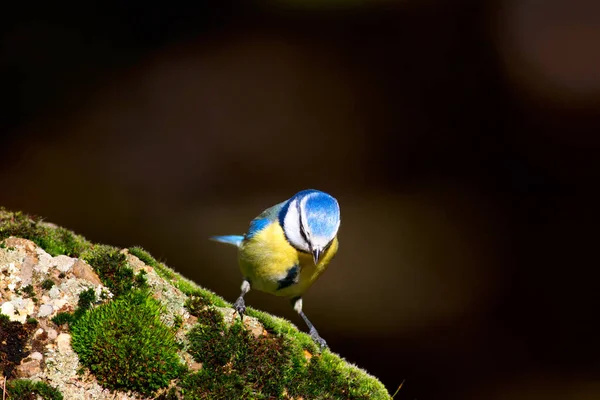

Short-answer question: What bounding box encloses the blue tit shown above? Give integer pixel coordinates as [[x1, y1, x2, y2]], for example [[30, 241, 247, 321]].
[[211, 189, 341, 348]]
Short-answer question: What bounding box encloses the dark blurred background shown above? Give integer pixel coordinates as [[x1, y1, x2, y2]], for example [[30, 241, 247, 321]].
[[2, 1, 600, 398]]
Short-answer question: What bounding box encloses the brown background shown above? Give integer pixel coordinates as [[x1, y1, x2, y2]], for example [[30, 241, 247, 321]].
[[1, 1, 600, 399]]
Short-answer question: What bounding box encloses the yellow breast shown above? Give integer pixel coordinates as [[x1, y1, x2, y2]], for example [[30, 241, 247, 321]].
[[238, 222, 338, 298]]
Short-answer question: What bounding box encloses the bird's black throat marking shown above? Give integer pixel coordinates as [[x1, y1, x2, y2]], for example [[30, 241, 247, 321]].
[[277, 264, 300, 290]]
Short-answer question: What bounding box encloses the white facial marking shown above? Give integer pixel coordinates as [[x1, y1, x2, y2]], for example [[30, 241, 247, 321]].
[[283, 199, 310, 253], [298, 194, 311, 240]]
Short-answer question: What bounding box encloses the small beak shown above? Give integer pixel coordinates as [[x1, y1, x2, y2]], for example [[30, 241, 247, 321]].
[[312, 248, 322, 265]]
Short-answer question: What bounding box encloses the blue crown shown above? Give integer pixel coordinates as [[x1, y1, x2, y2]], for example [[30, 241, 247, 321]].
[[280, 189, 340, 241]]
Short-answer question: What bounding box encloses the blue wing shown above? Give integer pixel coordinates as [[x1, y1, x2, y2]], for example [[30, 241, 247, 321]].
[[210, 235, 244, 247], [246, 218, 271, 240], [211, 200, 287, 246], [245, 201, 286, 240]]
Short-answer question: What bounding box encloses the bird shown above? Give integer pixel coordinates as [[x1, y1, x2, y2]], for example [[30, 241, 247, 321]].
[[211, 189, 341, 348]]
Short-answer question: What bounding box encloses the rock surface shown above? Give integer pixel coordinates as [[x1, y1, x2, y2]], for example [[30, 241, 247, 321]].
[[0, 238, 202, 399]]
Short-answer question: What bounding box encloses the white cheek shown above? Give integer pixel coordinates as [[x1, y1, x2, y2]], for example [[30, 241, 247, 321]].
[[283, 200, 310, 252]]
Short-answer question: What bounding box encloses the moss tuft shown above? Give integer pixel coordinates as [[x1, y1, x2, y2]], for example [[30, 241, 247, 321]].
[[128, 246, 158, 267], [154, 387, 181, 400], [76, 288, 96, 310], [82, 245, 134, 297], [73, 288, 96, 320], [127, 247, 169, 290], [18, 284, 39, 304], [0, 209, 88, 257], [183, 306, 389, 399], [51, 288, 97, 327], [172, 313, 184, 330], [184, 295, 211, 315], [134, 270, 148, 288], [70, 289, 185, 396], [51, 312, 74, 326], [184, 313, 289, 399], [286, 349, 390, 399], [41, 279, 55, 290], [4, 379, 63, 400], [20, 284, 35, 298], [183, 287, 228, 308]]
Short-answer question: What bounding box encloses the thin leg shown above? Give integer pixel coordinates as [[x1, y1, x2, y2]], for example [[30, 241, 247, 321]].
[[291, 297, 328, 349], [234, 279, 250, 320]]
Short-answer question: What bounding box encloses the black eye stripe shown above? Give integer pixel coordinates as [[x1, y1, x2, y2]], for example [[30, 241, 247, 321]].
[[296, 200, 310, 243], [300, 226, 309, 241]]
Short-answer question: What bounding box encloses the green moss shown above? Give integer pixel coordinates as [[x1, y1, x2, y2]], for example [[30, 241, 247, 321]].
[[51, 312, 74, 326], [51, 288, 97, 327], [4, 379, 63, 400], [185, 294, 212, 316], [41, 279, 55, 290], [134, 270, 148, 288], [77, 288, 96, 310], [173, 314, 184, 329], [182, 286, 228, 308], [183, 305, 389, 399], [82, 245, 134, 297], [0, 209, 88, 257], [155, 387, 181, 400], [286, 350, 390, 399], [19, 284, 39, 303], [128, 247, 175, 289], [47, 227, 87, 257], [70, 290, 185, 396], [184, 310, 289, 399], [154, 262, 176, 280], [128, 246, 158, 267], [129, 247, 191, 294], [21, 285, 35, 298], [73, 288, 96, 319], [246, 308, 303, 338]]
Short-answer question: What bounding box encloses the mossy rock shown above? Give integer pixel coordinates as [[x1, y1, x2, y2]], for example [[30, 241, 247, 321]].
[[71, 289, 185, 396], [0, 208, 390, 399], [3, 379, 63, 400]]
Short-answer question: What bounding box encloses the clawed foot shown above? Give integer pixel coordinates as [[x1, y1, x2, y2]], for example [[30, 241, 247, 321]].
[[233, 297, 246, 320], [309, 328, 328, 349]]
